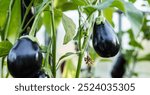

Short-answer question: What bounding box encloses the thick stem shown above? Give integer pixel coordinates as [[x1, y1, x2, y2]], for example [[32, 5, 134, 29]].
[[51, 0, 56, 78], [76, 53, 84, 78], [75, 9, 83, 78]]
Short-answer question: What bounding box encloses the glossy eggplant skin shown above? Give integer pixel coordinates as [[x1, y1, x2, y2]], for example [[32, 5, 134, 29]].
[[111, 54, 126, 78], [92, 20, 120, 57], [7, 38, 42, 78]]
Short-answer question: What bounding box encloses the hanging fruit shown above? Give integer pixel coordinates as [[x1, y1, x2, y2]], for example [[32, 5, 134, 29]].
[[92, 18, 120, 57], [7, 37, 42, 78]]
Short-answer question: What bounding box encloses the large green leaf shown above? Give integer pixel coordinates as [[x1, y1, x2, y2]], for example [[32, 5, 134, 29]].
[[124, 2, 143, 37], [62, 59, 76, 78], [62, 14, 76, 44], [0, 0, 10, 30], [7, 0, 21, 43], [0, 41, 12, 57]]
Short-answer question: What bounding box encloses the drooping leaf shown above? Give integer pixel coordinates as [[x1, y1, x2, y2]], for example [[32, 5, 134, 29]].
[[62, 14, 76, 44], [0, 41, 13, 57], [0, 0, 10, 30], [62, 59, 76, 78], [7, 0, 21, 43], [123, 1, 143, 37]]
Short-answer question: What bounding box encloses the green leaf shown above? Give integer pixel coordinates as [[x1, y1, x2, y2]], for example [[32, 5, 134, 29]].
[[59, 2, 78, 11], [0, 41, 12, 57], [62, 14, 76, 44], [138, 53, 150, 61], [129, 0, 136, 3], [148, 0, 150, 5], [62, 59, 76, 78], [141, 17, 150, 40], [0, 0, 10, 30], [72, 0, 88, 6], [124, 1, 143, 37], [95, 0, 114, 10], [103, 8, 115, 26], [54, 0, 68, 8], [110, 0, 125, 12], [7, 0, 21, 44], [39, 9, 62, 37], [84, 0, 114, 15]]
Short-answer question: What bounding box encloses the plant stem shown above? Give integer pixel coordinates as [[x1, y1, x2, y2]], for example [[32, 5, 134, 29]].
[[51, 0, 56, 78], [4, 0, 14, 40], [18, 0, 34, 37], [75, 9, 94, 78], [75, 9, 83, 78], [29, 1, 51, 36]]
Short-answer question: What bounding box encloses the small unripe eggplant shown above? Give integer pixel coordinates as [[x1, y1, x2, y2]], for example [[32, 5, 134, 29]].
[[92, 20, 120, 57], [7, 37, 42, 78], [111, 54, 126, 78]]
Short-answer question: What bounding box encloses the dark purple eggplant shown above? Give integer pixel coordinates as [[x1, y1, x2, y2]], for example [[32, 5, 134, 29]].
[[111, 54, 126, 78], [7, 37, 42, 78], [92, 20, 120, 57]]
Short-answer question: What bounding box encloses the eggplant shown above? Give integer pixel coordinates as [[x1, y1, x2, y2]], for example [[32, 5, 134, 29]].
[[92, 20, 120, 57], [111, 54, 126, 78], [7, 37, 42, 78]]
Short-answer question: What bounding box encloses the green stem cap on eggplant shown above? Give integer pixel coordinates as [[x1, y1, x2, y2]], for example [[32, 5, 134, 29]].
[[7, 37, 42, 78], [92, 20, 120, 57]]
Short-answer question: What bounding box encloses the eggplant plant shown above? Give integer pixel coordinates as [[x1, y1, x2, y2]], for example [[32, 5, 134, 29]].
[[0, 0, 148, 78]]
